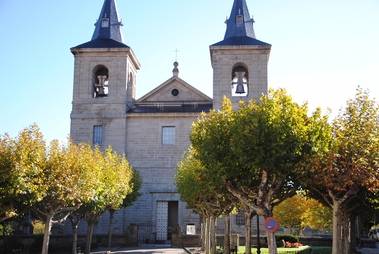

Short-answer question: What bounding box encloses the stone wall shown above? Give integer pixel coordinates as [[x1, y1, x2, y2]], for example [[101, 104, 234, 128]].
[[124, 113, 202, 240]]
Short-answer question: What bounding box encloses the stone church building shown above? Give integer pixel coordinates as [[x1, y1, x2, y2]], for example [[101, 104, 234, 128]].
[[68, 0, 271, 242]]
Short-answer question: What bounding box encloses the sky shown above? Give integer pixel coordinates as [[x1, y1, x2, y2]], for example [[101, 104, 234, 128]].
[[0, 0, 378, 142]]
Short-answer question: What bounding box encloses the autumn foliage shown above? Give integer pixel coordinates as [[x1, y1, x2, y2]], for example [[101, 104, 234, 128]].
[[273, 194, 332, 233], [297, 89, 379, 254], [0, 125, 139, 254]]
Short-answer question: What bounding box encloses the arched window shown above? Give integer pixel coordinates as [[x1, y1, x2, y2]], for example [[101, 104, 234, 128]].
[[93, 65, 109, 98], [231, 64, 248, 97]]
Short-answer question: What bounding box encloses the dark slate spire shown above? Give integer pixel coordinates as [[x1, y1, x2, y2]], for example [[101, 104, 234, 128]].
[[72, 0, 129, 49], [224, 0, 255, 39], [92, 0, 123, 42], [212, 0, 270, 47]]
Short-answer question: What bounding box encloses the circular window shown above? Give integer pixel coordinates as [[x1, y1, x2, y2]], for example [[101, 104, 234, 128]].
[[171, 89, 179, 96]]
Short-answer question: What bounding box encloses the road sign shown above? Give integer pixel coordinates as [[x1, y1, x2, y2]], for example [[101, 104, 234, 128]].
[[264, 217, 280, 233]]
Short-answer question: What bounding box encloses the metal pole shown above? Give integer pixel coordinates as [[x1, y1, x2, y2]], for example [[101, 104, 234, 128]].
[[257, 216, 261, 254]]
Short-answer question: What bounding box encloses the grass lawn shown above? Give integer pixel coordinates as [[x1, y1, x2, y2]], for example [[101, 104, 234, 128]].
[[236, 246, 332, 254]]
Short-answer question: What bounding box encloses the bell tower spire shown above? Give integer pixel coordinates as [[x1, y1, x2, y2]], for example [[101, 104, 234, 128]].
[[92, 0, 124, 43], [70, 0, 141, 153], [210, 0, 272, 109], [225, 0, 256, 39]]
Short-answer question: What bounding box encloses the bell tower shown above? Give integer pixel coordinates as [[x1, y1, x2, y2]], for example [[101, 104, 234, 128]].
[[210, 0, 271, 109], [70, 0, 140, 153]]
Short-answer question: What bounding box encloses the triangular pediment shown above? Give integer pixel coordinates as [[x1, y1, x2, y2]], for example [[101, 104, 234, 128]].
[[137, 77, 212, 103]]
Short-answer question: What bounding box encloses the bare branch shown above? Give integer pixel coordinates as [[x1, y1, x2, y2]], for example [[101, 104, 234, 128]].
[[225, 181, 257, 212], [52, 212, 71, 224], [257, 170, 268, 205]]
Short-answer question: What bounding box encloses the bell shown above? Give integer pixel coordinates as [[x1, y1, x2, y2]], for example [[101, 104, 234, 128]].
[[95, 75, 108, 96], [235, 71, 246, 94], [235, 83, 246, 94]]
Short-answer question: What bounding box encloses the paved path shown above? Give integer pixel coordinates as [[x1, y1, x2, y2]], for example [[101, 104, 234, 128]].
[[357, 248, 379, 254], [92, 247, 187, 254]]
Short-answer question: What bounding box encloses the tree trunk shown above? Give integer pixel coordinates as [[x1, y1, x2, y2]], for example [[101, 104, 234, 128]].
[[209, 216, 216, 254], [41, 214, 53, 254], [350, 215, 357, 253], [205, 217, 210, 254], [244, 211, 252, 254], [85, 221, 95, 254], [342, 210, 354, 254], [201, 217, 206, 251], [266, 231, 278, 254], [107, 210, 115, 250], [224, 215, 231, 254], [332, 202, 342, 254], [70, 219, 80, 254]]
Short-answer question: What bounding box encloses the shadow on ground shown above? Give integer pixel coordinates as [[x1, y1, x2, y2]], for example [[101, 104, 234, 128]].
[[91, 248, 187, 254]]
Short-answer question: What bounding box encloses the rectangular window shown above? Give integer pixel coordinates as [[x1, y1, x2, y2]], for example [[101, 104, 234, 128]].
[[93, 125, 103, 146], [162, 126, 176, 145]]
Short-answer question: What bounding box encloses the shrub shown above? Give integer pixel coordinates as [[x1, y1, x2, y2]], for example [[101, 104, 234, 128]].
[[276, 234, 300, 246], [32, 220, 45, 235], [0, 223, 13, 236], [237, 246, 312, 254], [285, 241, 304, 248]]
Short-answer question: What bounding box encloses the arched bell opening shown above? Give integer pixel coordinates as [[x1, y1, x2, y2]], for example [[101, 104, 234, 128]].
[[93, 65, 109, 98], [231, 64, 249, 97]]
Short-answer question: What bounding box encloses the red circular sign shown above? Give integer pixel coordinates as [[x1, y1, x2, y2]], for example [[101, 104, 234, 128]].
[[264, 217, 280, 233]]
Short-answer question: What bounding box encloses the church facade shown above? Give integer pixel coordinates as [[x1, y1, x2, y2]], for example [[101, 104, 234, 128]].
[[69, 0, 271, 242]]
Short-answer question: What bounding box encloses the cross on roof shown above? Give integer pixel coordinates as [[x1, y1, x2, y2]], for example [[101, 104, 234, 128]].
[[174, 49, 180, 62]]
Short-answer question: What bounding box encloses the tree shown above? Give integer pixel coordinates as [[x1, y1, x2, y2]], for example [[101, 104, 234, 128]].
[[301, 198, 332, 232], [37, 141, 103, 254], [368, 190, 379, 231], [0, 126, 47, 226], [0, 125, 102, 254], [8, 126, 49, 253], [176, 148, 213, 253], [107, 168, 141, 250], [0, 134, 18, 223], [370, 191, 379, 211], [273, 195, 305, 234], [191, 90, 330, 254], [189, 99, 256, 254], [176, 148, 235, 254], [298, 89, 379, 254], [83, 148, 134, 254], [273, 194, 332, 234], [67, 147, 103, 254]]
